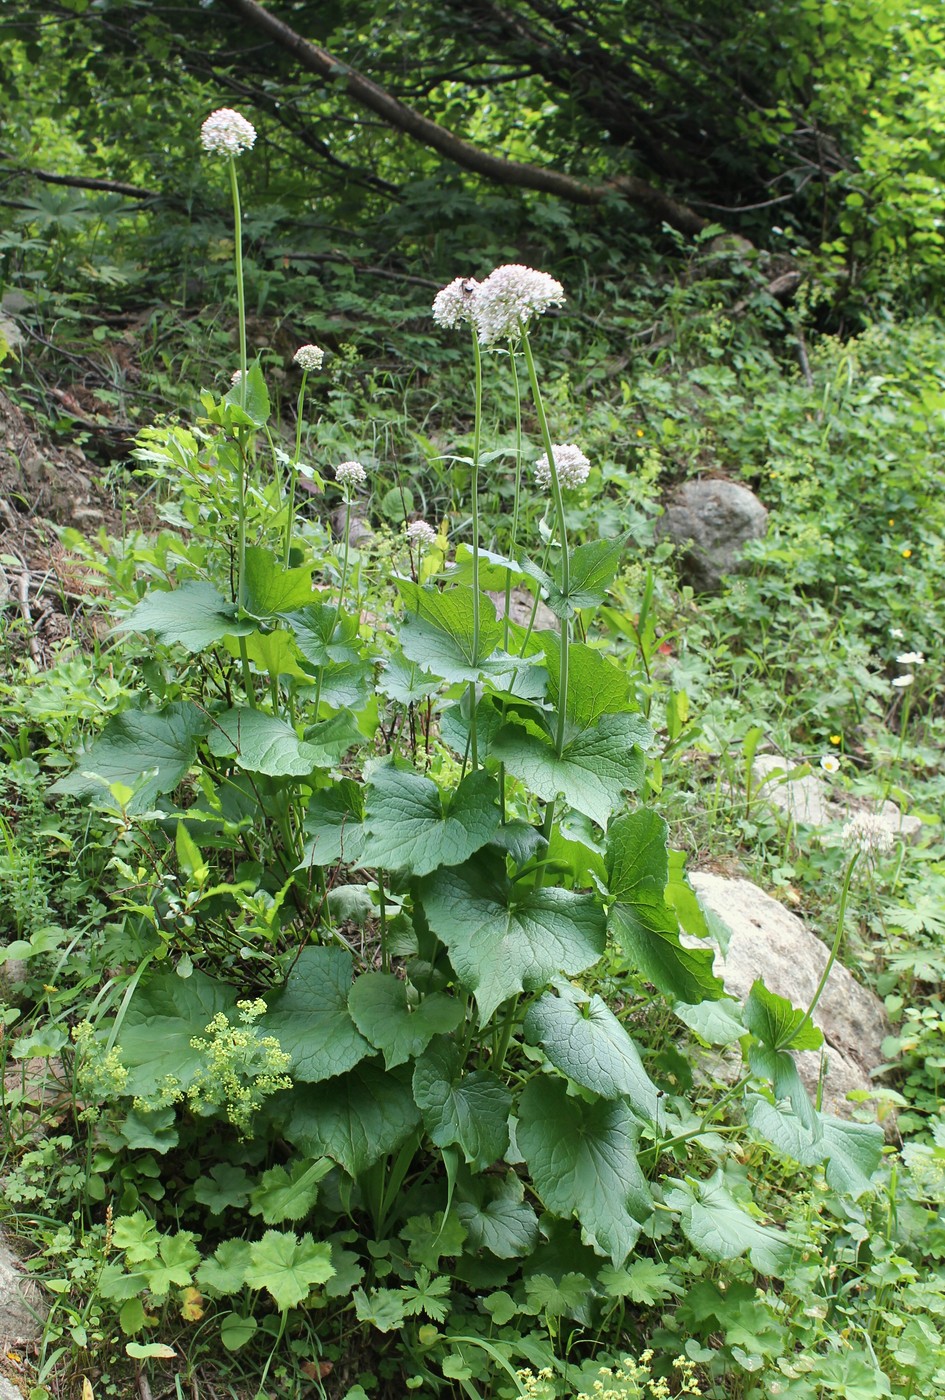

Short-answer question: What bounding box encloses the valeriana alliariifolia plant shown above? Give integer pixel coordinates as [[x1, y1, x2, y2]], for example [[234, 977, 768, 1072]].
[[286, 343, 325, 564]]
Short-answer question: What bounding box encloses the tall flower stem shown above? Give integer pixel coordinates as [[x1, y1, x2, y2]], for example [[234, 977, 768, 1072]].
[[794, 849, 859, 1053], [520, 328, 569, 864], [284, 372, 308, 566], [226, 156, 255, 704], [504, 342, 524, 653], [468, 328, 484, 770]]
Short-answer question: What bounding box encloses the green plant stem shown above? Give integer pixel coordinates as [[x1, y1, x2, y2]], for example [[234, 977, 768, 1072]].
[[468, 327, 483, 769], [503, 341, 524, 653], [284, 372, 308, 565], [794, 848, 860, 1046], [520, 329, 569, 756]]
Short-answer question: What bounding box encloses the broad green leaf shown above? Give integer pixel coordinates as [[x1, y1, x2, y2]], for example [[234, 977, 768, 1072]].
[[524, 1272, 589, 1317], [193, 1164, 253, 1214], [744, 980, 824, 1052], [377, 651, 441, 704], [248, 1158, 332, 1224], [244, 546, 315, 618], [207, 707, 358, 776], [543, 640, 631, 730], [598, 1259, 682, 1305], [118, 971, 236, 1097], [518, 1077, 649, 1265], [664, 1170, 794, 1276], [362, 762, 501, 876], [523, 983, 659, 1120], [300, 780, 365, 866], [449, 544, 532, 592], [353, 1285, 406, 1332], [420, 852, 606, 1022], [456, 1170, 539, 1259], [234, 628, 308, 681], [282, 1061, 420, 1177], [126, 1342, 176, 1359], [606, 810, 723, 1003], [220, 1312, 257, 1351], [262, 947, 371, 1082], [348, 972, 463, 1069], [398, 581, 507, 682], [675, 997, 745, 1045], [196, 1239, 253, 1297], [811, 1351, 892, 1396], [317, 658, 373, 710], [412, 1039, 511, 1169], [51, 702, 210, 811], [287, 603, 362, 666], [115, 581, 253, 652], [493, 711, 651, 828], [541, 536, 627, 618], [144, 1232, 201, 1297], [747, 1040, 817, 1130], [745, 1095, 883, 1198], [244, 1230, 334, 1310], [224, 359, 270, 425]]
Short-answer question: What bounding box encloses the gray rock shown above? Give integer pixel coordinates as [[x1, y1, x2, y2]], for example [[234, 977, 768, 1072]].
[[689, 873, 889, 1120], [0, 1235, 46, 1346], [657, 479, 767, 592], [0, 1375, 25, 1400], [752, 754, 923, 841]]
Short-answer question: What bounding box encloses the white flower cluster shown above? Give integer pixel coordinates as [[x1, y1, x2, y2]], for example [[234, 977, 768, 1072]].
[[293, 344, 325, 372], [896, 650, 925, 666], [534, 443, 591, 490], [892, 675, 914, 688], [432, 265, 565, 344], [335, 460, 367, 489], [432, 277, 480, 330], [844, 811, 895, 857], [405, 519, 438, 547], [200, 108, 257, 158]]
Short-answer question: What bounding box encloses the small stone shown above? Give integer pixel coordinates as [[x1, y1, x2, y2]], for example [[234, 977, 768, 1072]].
[[656, 478, 767, 592], [0, 1234, 46, 1346]]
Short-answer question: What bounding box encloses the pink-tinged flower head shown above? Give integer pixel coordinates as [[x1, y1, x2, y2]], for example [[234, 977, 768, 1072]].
[[293, 344, 325, 372], [200, 108, 257, 157], [473, 263, 565, 345], [335, 460, 367, 489], [534, 443, 591, 491], [405, 519, 438, 547], [432, 277, 481, 329]]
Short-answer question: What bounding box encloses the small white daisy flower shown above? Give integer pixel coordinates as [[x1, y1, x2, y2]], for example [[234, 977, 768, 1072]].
[[892, 674, 914, 688], [843, 811, 895, 857], [896, 651, 925, 666], [820, 755, 841, 774], [335, 460, 367, 489], [472, 264, 565, 345], [534, 443, 591, 490], [432, 277, 480, 329], [890, 627, 905, 639], [200, 108, 257, 158], [405, 519, 438, 547], [293, 344, 325, 372]]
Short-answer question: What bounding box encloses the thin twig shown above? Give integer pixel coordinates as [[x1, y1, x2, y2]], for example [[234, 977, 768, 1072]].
[[17, 571, 44, 666], [137, 1373, 154, 1400]]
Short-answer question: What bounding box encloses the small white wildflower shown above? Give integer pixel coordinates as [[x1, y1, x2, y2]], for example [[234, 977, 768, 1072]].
[[896, 651, 925, 666], [892, 674, 914, 688], [230, 369, 243, 386], [534, 443, 591, 490], [200, 108, 257, 158], [890, 627, 904, 639], [293, 344, 325, 372], [405, 519, 438, 547], [335, 460, 367, 489], [472, 263, 565, 345], [432, 277, 480, 329], [820, 755, 841, 774], [844, 811, 895, 857]]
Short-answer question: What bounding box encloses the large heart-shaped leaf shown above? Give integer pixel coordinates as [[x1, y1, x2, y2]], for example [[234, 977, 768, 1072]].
[[664, 1169, 794, 1276], [51, 702, 211, 812], [262, 948, 371, 1082], [517, 1077, 650, 1265], [208, 708, 358, 777], [282, 1062, 420, 1177], [412, 1039, 511, 1170], [243, 547, 316, 619], [493, 712, 651, 828], [543, 641, 632, 730], [524, 983, 659, 1120], [745, 1095, 883, 1198], [348, 973, 463, 1069], [362, 762, 501, 876], [606, 810, 722, 1003], [530, 536, 626, 619], [300, 781, 366, 867], [118, 970, 236, 1097], [115, 581, 254, 653], [419, 852, 606, 1022], [455, 1170, 539, 1259], [286, 604, 362, 666], [397, 581, 510, 683]]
